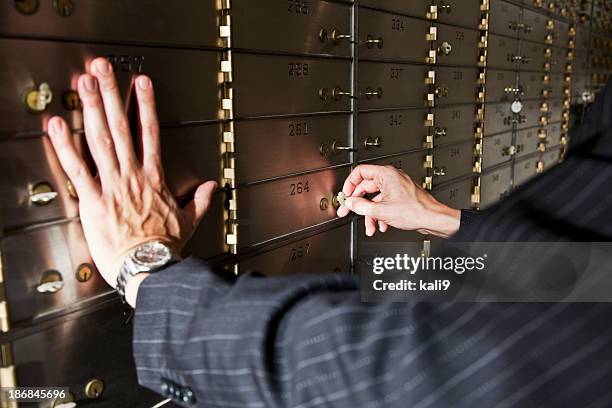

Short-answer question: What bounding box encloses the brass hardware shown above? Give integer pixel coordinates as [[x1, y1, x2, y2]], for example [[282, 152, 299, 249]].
[[331, 29, 351, 45], [319, 198, 329, 211], [438, 2, 452, 13], [331, 86, 353, 101], [76, 263, 94, 283], [331, 140, 356, 154], [24, 82, 53, 113], [425, 113, 435, 127], [546, 20, 555, 30], [537, 161, 545, 174], [434, 86, 448, 98], [37, 270, 64, 294], [504, 86, 521, 94], [426, 27, 437, 42], [423, 155, 434, 169], [424, 135, 434, 149], [319, 143, 330, 156], [53, 0, 74, 17], [434, 127, 447, 138], [363, 87, 383, 99], [331, 195, 341, 209], [364, 137, 383, 150], [85, 378, 105, 399], [502, 145, 517, 156], [335, 192, 347, 207], [425, 71, 436, 85], [30, 182, 59, 205], [66, 179, 78, 199], [62, 90, 81, 111], [365, 35, 384, 49], [433, 167, 446, 177], [423, 176, 433, 190], [318, 29, 328, 43], [318, 87, 329, 101], [426, 5, 438, 20], [437, 41, 452, 56], [14, 0, 39, 15]]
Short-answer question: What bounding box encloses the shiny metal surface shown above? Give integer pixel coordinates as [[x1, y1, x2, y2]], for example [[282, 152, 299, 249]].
[[357, 109, 429, 160], [434, 24, 482, 67], [161, 124, 223, 196], [516, 126, 541, 158], [481, 132, 514, 169], [520, 70, 544, 100], [433, 140, 476, 183], [513, 153, 539, 187], [1, 220, 106, 325], [432, 66, 480, 106], [0, 0, 221, 49], [0, 38, 222, 136], [185, 192, 228, 260], [549, 46, 569, 73], [234, 114, 351, 185], [485, 69, 518, 103], [7, 302, 167, 407], [520, 41, 548, 73], [520, 8, 550, 43], [488, 0, 521, 37], [0, 135, 80, 230], [546, 121, 565, 148], [480, 164, 512, 208], [487, 34, 520, 70], [547, 98, 565, 123], [483, 102, 513, 135], [232, 53, 351, 118], [433, 104, 479, 146], [232, 0, 351, 57], [551, 20, 570, 48], [364, 150, 430, 185], [547, 72, 569, 97], [358, 62, 430, 110], [433, 0, 484, 29], [235, 167, 350, 250], [358, 0, 430, 18], [358, 8, 431, 63], [432, 176, 475, 209], [233, 223, 351, 276]]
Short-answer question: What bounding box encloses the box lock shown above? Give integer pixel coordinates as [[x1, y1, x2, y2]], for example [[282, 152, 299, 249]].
[[24, 82, 53, 113], [437, 2, 452, 14], [319, 198, 329, 211], [502, 145, 517, 157], [62, 90, 81, 111], [331, 194, 343, 209], [331, 29, 351, 45], [433, 127, 447, 138], [76, 263, 95, 283], [363, 87, 383, 100], [365, 35, 384, 49], [30, 182, 59, 205], [516, 144, 525, 154], [37, 270, 64, 294], [437, 41, 452, 56], [331, 86, 353, 101], [52, 391, 76, 408], [434, 86, 448, 98], [85, 378, 105, 399], [363, 137, 383, 150], [433, 167, 446, 177], [14, 0, 39, 14], [331, 140, 355, 154], [319, 143, 331, 156], [53, 0, 74, 16]]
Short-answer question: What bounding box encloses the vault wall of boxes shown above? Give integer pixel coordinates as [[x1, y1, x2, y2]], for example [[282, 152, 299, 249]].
[[0, 0, 610, 406]]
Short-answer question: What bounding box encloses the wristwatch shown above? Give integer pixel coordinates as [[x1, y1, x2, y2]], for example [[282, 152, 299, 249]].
[[116, 240, 177, 304]]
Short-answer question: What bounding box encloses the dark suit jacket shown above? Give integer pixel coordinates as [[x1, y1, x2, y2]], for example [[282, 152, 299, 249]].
[[133, 82, 612, 407]]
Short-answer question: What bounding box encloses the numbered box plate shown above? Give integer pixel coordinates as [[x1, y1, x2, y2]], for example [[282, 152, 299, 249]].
[[433, 140, 476, 183], [432, 66, 480, 106], [480, 164, 512, 208], [434, 24, 482, 67], [233, 114, 351, 185], [228, 223, 351, 276], [0, 0, 221, 48], [517, 100, 542, 130], [541, 146, 562, 170], [232, 0, 352, 57], [516, 127, 540, 158], [234, 167, 350, 250], [487, 34, 520, 70], [483, 102, 513, 136], [358, 0, 430, 18], [482, 131, 513, 170], [520, 8, 550, 44], [433, 0, 484, 29], [488, 0, 521, 38], [520, 70, 544, 100], [358, 62, 430, 110], [433, 104, 479, 146], [546, 121, 565, 148], [362, 150, 430, 185], [0, 38, 222, 137], [432, 176, 475, 209], [357, 109, 429, 160], [485, 69, 517, 104], [232, 53, 351, 118], [358, 8, 431, 63], [514, 153, 540, 187]]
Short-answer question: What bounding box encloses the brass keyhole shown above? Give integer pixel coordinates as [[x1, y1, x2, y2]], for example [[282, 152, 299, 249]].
[[319, 198, 329, 211], [24, 83, 53, 113], [30, 182, 59, 205], [85, 378, 105, 399], [37, 270, 64, 294], [53, 0, 74, 16], [14, 0, 39, 14], [76, 263, 95, 283], [318, 28, 328, 43], [62, 90, 81, 111]]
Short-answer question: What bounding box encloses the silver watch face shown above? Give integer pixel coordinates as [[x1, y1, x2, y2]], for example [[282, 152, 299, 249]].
[[133, 241, 173, 268]]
